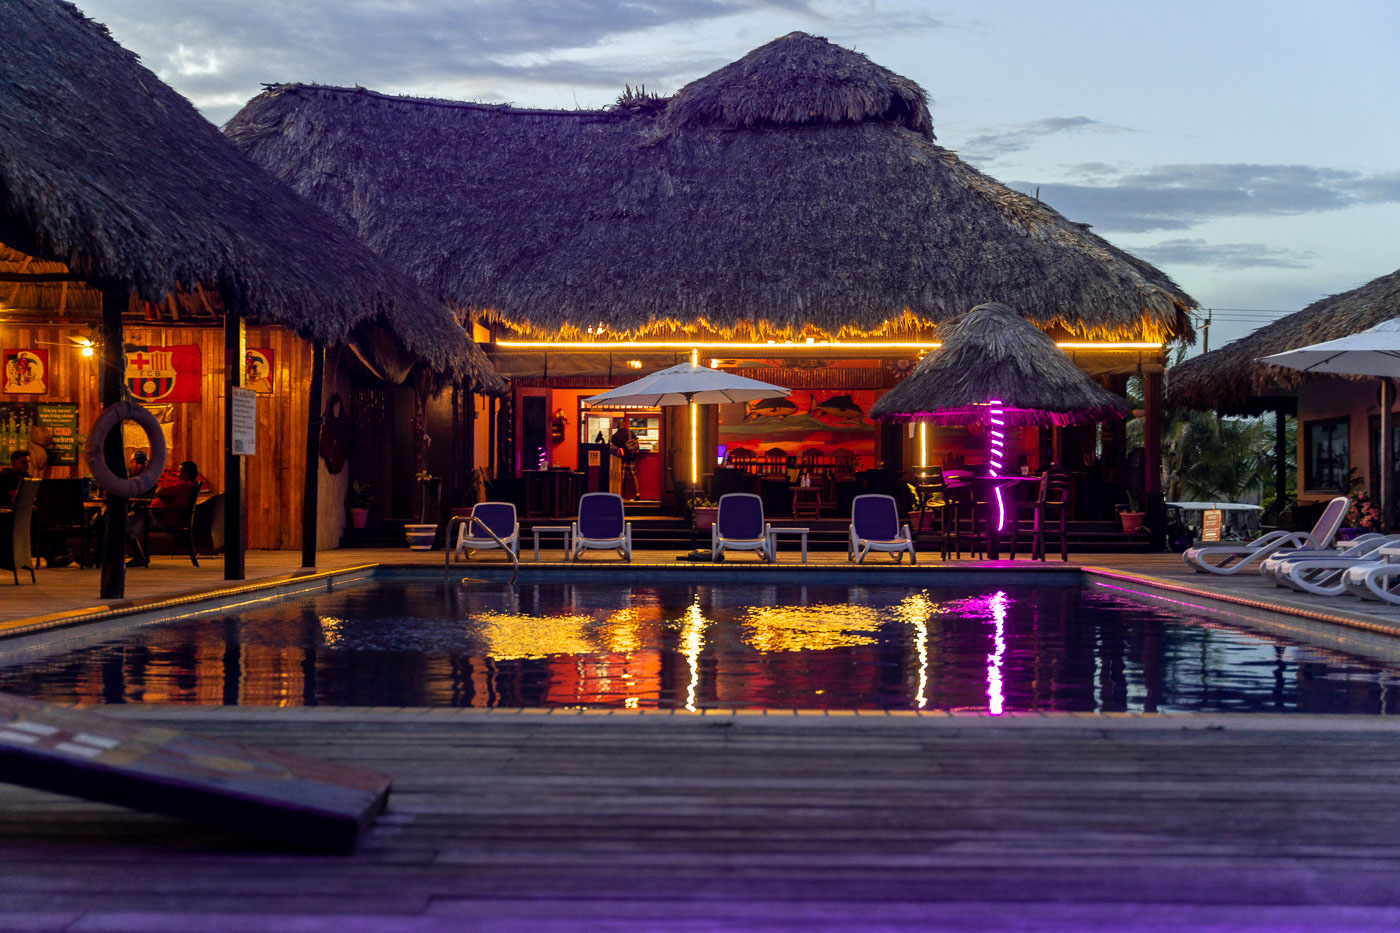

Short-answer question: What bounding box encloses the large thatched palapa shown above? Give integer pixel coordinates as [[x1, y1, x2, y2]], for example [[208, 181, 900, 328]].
[[225, 32, 1196, 346], [872, 303, 1131, 426], [0, 0, 502, 393], [1168, 268, 1400, 414]]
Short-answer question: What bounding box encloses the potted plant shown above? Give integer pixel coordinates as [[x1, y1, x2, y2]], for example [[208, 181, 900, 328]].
[[347, 481, 372, 529], [404, 471, 438, 549], [1118, 491, 1146, 534], [689, 496, 718, 532]]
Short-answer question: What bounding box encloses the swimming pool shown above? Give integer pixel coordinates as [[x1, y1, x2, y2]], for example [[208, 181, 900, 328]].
[[2, 575, 1398, 713]]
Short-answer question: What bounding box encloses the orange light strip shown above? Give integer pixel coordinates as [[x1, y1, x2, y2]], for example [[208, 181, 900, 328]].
[[497, 340, 1162, 351]]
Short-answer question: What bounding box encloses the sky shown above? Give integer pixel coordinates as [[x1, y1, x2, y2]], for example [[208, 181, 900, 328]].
[[72, 0, 1400, 353]]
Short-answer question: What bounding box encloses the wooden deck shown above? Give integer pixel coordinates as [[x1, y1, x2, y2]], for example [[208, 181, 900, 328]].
[[4, 708, 1400, 930], [6, 548, 1400, 928]]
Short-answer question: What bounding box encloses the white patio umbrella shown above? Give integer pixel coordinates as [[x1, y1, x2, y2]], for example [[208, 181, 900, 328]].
[[583, 361, 791, 489], [583, 362, 791, 407], [1258, 317, 1400, 527]]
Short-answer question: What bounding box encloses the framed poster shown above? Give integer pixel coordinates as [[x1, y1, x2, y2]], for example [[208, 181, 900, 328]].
[[245, 348, 275, 395], [3, 349, 48, 394], [35, 403, 80, 467]]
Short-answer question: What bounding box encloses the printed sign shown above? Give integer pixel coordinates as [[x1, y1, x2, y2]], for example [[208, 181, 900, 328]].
[[3, 349, 47, 394], [588, 449, 601, 467], [230, 386, 257, 456], [1202, 509, 1223, 542], [245, 348, 275, 395], [125, 345, 201, 403], [35, 403, 79, 467]]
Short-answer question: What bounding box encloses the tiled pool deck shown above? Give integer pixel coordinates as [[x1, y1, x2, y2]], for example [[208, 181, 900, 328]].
[[5, 548, 1400, 930]]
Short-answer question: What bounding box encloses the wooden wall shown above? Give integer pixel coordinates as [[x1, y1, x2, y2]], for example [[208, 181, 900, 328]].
[[0, 321, 314, 550]]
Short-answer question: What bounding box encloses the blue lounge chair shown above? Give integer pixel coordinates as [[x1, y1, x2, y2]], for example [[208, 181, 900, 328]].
[[1182, 496, 1348, 575], [849, 493, 916, 564], [712, 493, 772, 562], [453, 502, 519, 561], [572, 492, 632, 561]]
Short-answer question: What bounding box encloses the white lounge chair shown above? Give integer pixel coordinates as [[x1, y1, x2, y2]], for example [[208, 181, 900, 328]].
[[1182, 496, 1349, 575], [849, 493, 916, 564], [1259, 533, 1387, 584], [571, 492, 632, 561], [453, 502, 519, 561], [712, 493, 773, 562], [1268, 535, 1400, 596], [1344, 550, 1400, 602]]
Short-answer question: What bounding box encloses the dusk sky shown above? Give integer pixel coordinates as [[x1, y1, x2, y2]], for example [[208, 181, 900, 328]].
[[74, 0, 1400, 352]]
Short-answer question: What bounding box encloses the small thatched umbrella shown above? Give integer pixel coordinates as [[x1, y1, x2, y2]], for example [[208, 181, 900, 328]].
[[871, 303, 1131, 426]]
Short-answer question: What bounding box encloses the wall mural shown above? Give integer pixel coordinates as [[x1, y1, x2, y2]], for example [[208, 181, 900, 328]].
[[718, 389, 878, 460]]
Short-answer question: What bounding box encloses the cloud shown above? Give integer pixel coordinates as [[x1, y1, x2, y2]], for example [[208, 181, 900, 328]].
[[957, 116, 1132, 162], [1013, 163, 1400, 233], [1132, 238, 1315, 270], [79, 0, 820, 121]]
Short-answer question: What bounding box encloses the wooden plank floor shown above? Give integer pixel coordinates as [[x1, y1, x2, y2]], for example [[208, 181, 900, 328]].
[[3, 708, 1400, 930]]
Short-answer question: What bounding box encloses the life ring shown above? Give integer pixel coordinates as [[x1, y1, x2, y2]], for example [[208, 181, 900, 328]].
[[85, 401, 166, 498]]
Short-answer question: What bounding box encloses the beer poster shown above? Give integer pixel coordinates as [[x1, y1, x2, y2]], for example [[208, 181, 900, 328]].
[[3, 348, 47, 394], [125, 345, 201, 403]]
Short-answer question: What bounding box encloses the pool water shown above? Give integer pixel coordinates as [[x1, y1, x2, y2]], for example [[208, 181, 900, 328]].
[[1, 580, 1398, 713]]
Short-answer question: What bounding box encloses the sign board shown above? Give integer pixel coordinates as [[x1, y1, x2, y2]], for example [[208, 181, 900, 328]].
[[0, 692, 390, 852], [35, 403, 80, 466], [1202, 509, 1223, 542], [230, 386, 257, 456], [588, 449, 601, 467]]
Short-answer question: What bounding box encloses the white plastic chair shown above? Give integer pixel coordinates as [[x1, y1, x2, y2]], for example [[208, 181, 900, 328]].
[[849, 493, 916, 564], [1182, 496, 1349, 575], [1259, 533, 1387, 584], [453, 502, 519, 561], [1344, 548, 1400, 602], [1267, 535, 1400, 596], [571, 492, 632, 561], [712, 493, 773, 562]]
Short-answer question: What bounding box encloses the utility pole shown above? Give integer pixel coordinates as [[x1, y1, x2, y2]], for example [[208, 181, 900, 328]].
[[1202, 309, 1212, 355]]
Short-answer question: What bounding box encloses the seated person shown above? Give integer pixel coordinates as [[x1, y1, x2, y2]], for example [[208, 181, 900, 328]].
[[0, 450, 30, 507], [126, 460, 202, 566]]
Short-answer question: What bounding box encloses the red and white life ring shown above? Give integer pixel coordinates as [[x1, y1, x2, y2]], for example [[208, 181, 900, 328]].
[[84, 401, 166, 498]]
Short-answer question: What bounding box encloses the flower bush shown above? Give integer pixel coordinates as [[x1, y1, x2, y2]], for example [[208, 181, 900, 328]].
[[1348, 487, 1385, 532]]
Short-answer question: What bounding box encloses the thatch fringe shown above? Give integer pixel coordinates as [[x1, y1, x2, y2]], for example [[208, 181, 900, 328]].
[[871, 303, 1130, 426], [225, 32, 1195, 347], [0, 0, 503, 394], [1168, 267, 1400, 414]]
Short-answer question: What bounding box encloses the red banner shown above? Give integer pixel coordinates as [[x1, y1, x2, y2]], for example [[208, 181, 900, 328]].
[[125, 345, 201, 403]]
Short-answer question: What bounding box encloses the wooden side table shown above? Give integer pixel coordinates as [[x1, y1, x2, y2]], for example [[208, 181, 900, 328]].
[[791, 485, 822, 519]]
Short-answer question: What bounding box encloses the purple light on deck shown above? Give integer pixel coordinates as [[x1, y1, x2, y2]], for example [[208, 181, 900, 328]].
[[987, 399, 1006, 531]]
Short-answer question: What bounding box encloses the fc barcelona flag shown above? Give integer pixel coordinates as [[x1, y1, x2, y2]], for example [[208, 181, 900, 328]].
[[125, 345, 201, 403]]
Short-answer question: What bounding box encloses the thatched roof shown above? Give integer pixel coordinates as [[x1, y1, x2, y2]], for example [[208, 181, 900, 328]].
[[225, 32, 1196, 345], [870, 302, 1131, 426], [0, 0, 504, 394], [1168, 267, 1400, 414]]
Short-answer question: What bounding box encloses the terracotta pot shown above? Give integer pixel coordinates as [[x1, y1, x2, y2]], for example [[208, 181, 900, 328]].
[[349, 507, 369, 529], [693, 507, 717, 532], [404, 523, 437, 550], [1119, 511, 1145, 534]]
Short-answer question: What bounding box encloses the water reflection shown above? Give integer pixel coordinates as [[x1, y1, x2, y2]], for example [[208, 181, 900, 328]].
[[2, 582, 1399, 714]]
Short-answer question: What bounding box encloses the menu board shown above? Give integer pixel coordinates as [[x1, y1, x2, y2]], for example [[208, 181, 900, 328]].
[[1202, 509, 1223, 542]]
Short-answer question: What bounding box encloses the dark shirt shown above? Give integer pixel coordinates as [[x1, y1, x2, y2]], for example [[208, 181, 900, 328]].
[[0, 466, 25, 507]]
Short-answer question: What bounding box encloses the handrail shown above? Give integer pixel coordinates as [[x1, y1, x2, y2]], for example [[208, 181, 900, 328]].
[[445, 514, 519, 585]]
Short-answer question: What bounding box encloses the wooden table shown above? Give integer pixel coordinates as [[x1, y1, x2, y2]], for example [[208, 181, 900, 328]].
[[950, 475, 1040, 560], [790, 485, 822, 519]]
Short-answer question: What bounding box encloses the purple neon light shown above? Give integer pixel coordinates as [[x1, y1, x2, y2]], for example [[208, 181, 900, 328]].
[[987, 399, 1006, 531]]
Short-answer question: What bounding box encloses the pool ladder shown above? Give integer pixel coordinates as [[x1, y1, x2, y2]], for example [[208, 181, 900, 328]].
[[445, 515, 519, 585]]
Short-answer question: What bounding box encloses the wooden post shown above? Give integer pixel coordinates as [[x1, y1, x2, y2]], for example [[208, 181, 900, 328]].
[[98, 283, 127, 600], [224, 311, 246, 580], [1143, 371, 1163, 494], [1274, 407, 1288, 513], [1381, 380, 1394, 531], [300, 342, 324, 568]]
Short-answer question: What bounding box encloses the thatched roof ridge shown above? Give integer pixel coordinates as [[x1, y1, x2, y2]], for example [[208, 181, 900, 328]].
[[0, 0, 503, 394], [226, 37, 1195, 345], [662, 32, 932, 137], [1167, 267, 1400, 413], [871, 303, 1130, 426]]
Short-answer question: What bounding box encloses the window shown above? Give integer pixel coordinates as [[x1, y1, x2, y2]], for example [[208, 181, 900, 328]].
[[1304, 417, 1349, 492]]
